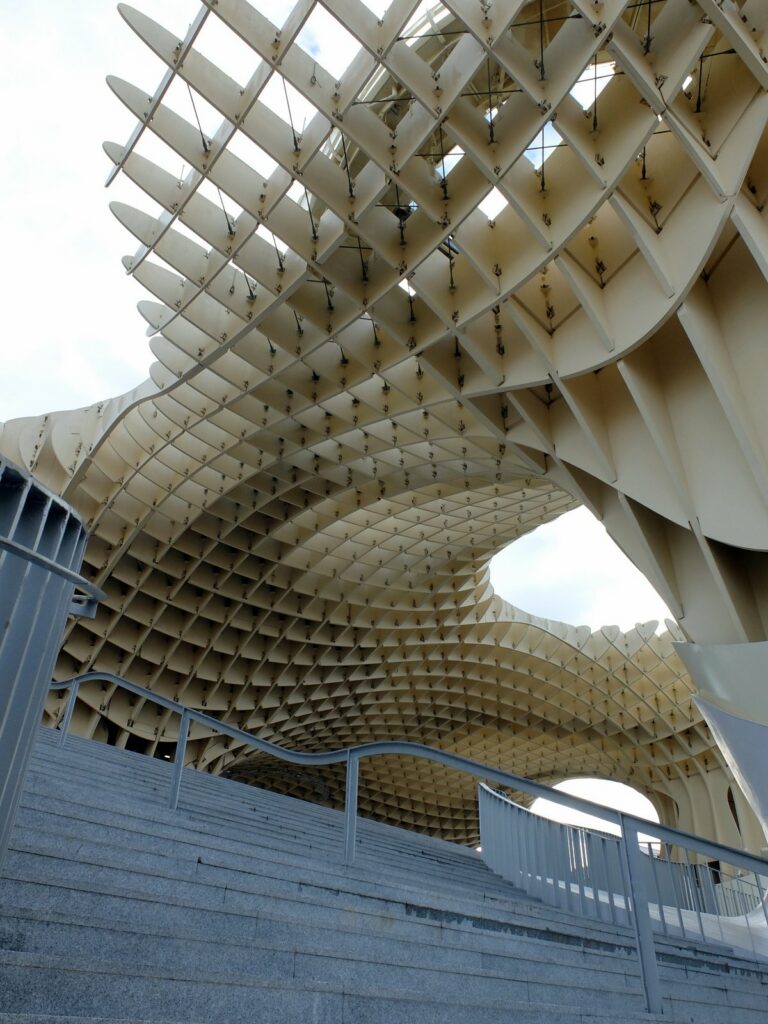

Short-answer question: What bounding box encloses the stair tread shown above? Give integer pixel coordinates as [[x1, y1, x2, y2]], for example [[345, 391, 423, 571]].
[[0, 1016, 208, 1024], [0, 726, 762, 1024], [0, 948, 683, 1022], [2, 899, 766, 1003]]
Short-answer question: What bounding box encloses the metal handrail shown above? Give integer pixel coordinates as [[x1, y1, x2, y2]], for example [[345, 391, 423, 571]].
[[0, 538, 105, 619], [49, 672, 768, 877], [479, 783, 768, 918], [478, 782, 768, 1014], [49, 670, 768, 1015]]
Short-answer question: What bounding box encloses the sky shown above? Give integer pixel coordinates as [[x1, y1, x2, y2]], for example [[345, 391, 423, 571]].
[[0, 2, 193, 420], [0, 0, 383, 421], [1, 1, 672, 642], [529, 778, 661, 848], [490, 507, 672, 633]]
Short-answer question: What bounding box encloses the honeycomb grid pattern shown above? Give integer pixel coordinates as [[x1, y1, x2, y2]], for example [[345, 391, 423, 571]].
[[2, 0, 767, 845]]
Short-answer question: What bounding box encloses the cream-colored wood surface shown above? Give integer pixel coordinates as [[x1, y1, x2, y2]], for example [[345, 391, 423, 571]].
[[2, 0, 767, 847]]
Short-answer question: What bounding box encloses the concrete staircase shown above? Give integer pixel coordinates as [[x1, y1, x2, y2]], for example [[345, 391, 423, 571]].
[[0, 728, 765, 1023]]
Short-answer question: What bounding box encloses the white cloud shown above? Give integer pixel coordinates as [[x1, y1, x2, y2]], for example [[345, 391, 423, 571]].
[[296, 6, 361, 80], [490, 506, 672, 632], [531, 778, 661, 849], [0, 0, 296, 423], [0, 1, 200, 420]]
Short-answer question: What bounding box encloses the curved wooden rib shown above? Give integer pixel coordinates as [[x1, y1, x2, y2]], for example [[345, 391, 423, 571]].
[[2, 0, 768, 848]]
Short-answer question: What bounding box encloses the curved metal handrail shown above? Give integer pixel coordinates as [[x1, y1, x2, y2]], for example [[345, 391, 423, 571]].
[[49, 671, 768, 878], [478, 782, 768, 989], [479, 782, 768, 914], [1, 539, 106, 618]]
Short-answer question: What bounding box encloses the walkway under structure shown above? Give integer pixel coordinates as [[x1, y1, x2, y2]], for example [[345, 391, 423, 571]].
[[1, 0, 767, 848]]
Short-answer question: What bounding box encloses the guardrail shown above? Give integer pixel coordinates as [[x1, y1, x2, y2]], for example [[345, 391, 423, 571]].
[[0, 457, 105, 869], [50, 670, 768, 1015], [479, 785, 768, 995], [0, 536, 104, 620]]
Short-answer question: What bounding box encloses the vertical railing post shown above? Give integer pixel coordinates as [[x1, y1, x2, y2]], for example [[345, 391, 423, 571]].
[[344, 750, 359, 865], [169, 709, 190, 811], [619, 814, 663, 1016], [57, 679, 80, 747]]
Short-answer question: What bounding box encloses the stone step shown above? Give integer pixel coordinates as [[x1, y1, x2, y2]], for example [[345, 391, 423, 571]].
[[26, 750, 501, 892], [6, 727, 764, 1024], [0, 907, 650, 1013], [24, 735, 763, 974], [2, 893, 765, 1008], [23, 753, 649, 944], [17, 780, 504, 904], [0, 1016, 206, 1024], [6, 829, 766, 1008], [0, 901, 643, 995], [13, 786, 626, 937], [11, 801, 507, 915], [1, 840, 641, 973], [0, 949, 682, 1024], [0, 872, 641, 992], [29, 738, 490, 874]]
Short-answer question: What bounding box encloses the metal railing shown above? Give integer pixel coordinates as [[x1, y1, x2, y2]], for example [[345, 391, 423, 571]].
[[0, 457, 105, 868], [50, 671, 768, 1015], [479, 786, 768, 1000], [0, 536, 104, 620]]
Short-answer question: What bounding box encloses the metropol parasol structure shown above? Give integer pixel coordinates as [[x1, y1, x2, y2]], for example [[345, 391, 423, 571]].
[[2, 0, 767, 850]]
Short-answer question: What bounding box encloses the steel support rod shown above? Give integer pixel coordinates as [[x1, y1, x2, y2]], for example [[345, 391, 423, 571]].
[[619, 814, 663, 1015], [169, 709, 190, 811], [344, 750, 359, 865], [57, 681, 80, 747]]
